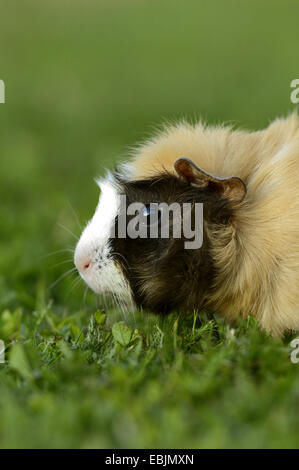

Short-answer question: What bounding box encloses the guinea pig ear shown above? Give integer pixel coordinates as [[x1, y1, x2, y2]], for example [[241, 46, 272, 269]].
[[174, 157, 246, 204]]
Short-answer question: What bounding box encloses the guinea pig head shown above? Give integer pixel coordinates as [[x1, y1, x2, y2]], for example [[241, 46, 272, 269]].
[[74, 158, 246, 313]]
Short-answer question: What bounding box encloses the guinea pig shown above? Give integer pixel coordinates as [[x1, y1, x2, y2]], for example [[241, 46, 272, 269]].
[[74, 112, 299, 337]]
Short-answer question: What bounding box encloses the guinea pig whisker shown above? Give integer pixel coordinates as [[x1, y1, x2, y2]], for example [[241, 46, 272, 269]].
[[99, 295, 107, 311], [49, 267, 77, 290], [111, 291, 127, 320], [83, 285, 89, 305], [57, 222, 79, 241], [129, 302, 136, 323], [110, 291, 118, 311], [41, 248, 75, 260], [66, 275, 82, 299], [50, 259, 74, 269], [67, 199, 83, 230]]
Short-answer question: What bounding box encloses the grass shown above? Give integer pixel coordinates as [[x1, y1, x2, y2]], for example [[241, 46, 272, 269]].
[[0, 0, 299, 448], [1, 309, 299, 448]]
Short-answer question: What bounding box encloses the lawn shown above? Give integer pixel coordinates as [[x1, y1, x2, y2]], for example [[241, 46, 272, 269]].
[[0, 0, 299, 448]]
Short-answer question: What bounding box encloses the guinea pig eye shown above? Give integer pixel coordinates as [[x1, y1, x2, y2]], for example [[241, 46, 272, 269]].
[[142, 204, 161, 226]]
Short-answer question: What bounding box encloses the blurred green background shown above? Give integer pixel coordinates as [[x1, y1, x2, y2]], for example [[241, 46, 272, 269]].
[[0, 0, 299, 449], [0, 0, 298, 312]]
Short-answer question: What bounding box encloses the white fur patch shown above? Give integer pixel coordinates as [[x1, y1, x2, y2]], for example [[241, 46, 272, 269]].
[[74, 175, 133, 305]]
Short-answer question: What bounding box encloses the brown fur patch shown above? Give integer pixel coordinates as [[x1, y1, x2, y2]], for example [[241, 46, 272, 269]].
[[110, 172, 233, 314]]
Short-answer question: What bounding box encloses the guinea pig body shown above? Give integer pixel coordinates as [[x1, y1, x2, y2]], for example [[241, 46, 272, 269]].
[[75, 113, 299, 337]]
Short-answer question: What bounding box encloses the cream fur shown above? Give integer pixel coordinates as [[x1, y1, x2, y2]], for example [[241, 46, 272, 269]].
[[124, 113, 299, 336]]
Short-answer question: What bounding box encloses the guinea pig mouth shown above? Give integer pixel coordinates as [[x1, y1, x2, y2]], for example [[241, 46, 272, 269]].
[[77, 257, 135, 306]]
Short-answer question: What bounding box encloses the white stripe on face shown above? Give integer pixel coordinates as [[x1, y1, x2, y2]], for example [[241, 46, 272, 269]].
[[74, 175, 133, 304]]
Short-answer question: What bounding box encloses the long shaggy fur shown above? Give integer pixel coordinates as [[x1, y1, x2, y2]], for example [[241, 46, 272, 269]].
[[123, 113, 299, 336]]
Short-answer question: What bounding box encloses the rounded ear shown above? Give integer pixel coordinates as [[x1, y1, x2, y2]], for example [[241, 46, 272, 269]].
[[174, 157, 246, 204]]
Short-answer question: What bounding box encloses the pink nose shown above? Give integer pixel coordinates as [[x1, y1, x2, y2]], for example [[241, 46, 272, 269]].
[[74, 252, 92, 274]]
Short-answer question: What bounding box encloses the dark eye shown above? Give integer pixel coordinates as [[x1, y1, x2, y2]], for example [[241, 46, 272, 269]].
[[142, 204, 161, 225]]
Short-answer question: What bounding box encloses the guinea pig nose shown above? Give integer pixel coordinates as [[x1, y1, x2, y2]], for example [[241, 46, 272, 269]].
[[78, 258, 92, 274], [74, 250, 93, 274], [77, 258, 91, 272]]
